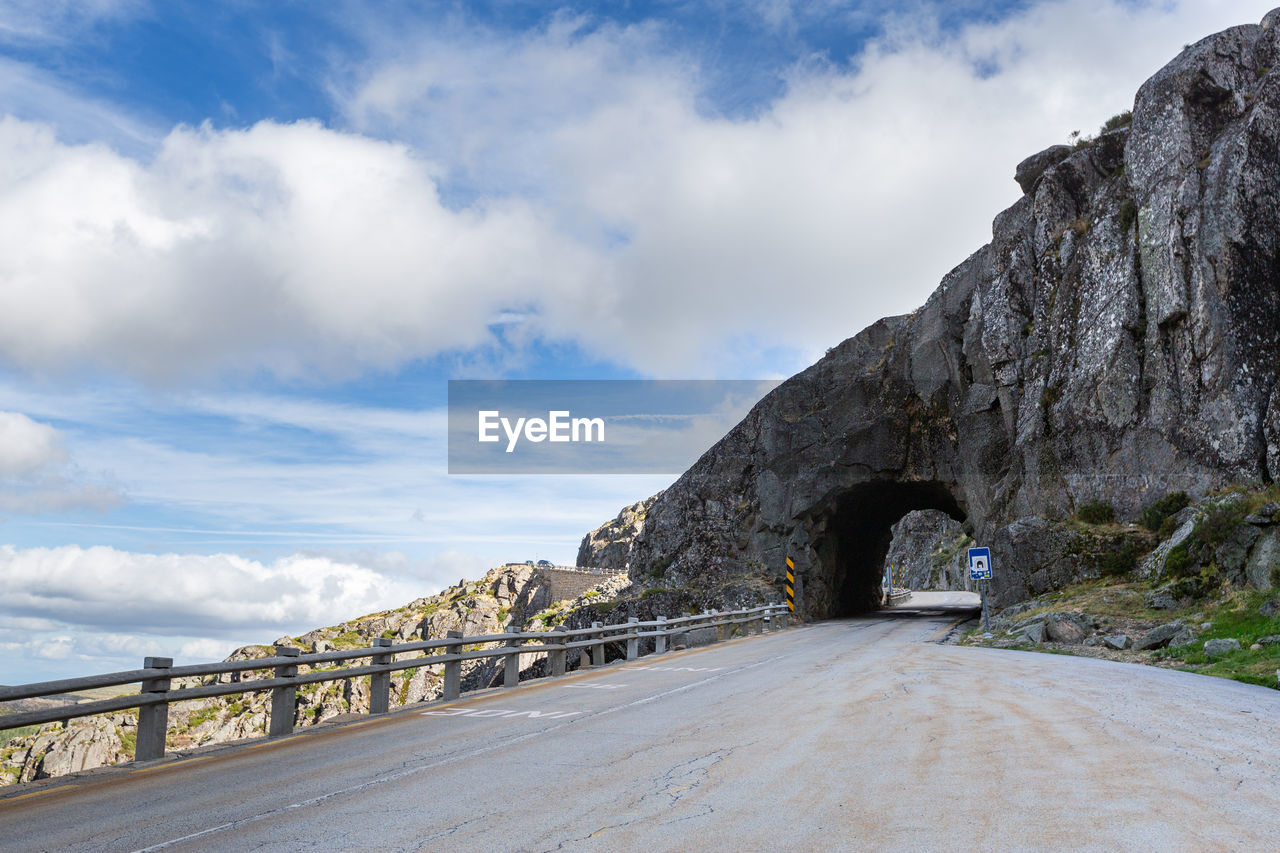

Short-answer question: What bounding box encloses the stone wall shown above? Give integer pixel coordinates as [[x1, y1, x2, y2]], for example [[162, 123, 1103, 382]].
[[536, 566, 626, 603]]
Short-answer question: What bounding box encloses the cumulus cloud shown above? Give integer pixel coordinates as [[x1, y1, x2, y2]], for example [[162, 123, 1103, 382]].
[[0, 1, 1274, 382], [0, 543, 512, 683], [0, 409, 64, 476], [0, 116, 606, 379], [0, 410, 120, 512], [0, 544, 421, 633]]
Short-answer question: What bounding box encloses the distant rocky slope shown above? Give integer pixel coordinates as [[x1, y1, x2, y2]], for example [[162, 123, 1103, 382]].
[[577, 492, 662, 569], [584, 10, 1280, 618], [1, 564, 630, 786]]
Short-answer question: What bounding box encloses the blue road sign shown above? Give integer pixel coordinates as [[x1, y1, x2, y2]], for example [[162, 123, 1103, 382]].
[[968, 547, 992, 580]]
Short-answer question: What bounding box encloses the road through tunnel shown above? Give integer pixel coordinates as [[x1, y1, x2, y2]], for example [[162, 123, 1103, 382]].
[[806, 481, 965, 619]]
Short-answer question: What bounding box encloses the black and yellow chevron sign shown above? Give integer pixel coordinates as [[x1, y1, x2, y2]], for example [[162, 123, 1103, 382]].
[[785, 557, 795, 612]]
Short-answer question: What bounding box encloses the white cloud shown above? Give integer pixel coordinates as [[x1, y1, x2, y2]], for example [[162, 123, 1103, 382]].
[[0, 410, 121, 512], [0, 410, 64, 476], [0, 542, 535, 684], [0, 544, 419, 633], [0, 116, 606, 380], [0, 0, 142, 45], [0, 2, 1274, 382]]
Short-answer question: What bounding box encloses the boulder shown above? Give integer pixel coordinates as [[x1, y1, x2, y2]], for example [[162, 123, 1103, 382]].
[[1017, 620, 1047, 644], [1103, 634, 1131, 651], [1203, 638, 1242, 657], [1245, 501, 1278, 525], [1245, 528, 1279, 591], [1141, 511, 1199, 579], [1261, 600, 1280, 618], [1216, 524, 1261, 585], [1144, 586, 1179, 610], [1045, 612, 1087, 644], [1014, 144, 1073, 193], [1133, 622, 1185, 651]]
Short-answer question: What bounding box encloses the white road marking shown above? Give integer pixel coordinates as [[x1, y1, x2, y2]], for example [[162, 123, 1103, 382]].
[[628, 665, 722, 673], [421, 708, 583, 719], [563, 683, 627, 690]]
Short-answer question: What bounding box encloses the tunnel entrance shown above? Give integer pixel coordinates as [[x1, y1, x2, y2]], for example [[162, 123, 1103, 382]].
[[808, 480, 965, 618]]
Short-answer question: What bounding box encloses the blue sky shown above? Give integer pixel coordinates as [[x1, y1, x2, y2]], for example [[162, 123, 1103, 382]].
[[0, 0, 1273, 683]]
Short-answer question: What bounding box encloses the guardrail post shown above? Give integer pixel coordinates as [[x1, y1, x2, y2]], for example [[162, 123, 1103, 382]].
[[444, 631, 463, 700], [135, 656, 172, 762], [591, 622, 605, 667], [654, 616, 667, 654], [504, 631, 524, 688], [370, 638, 392, 714], [269, 646, 300, 737], [625, 618, 639, 661], [713, 610, 726, 643], [549, 632, 567, 677]]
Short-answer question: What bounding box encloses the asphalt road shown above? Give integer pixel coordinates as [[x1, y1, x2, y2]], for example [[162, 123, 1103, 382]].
[[3, 591, 1278, 852]]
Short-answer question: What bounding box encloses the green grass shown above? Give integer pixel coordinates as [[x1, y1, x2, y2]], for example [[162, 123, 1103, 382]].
[[331, 630, 368, 650], [971, 578, 1280, 690], [0, 724, 42, 743], [1076, 500, 1115, 524], [117, 726, 137, 757], [1154, 591, 1280, 687], [1141, 491, 1190, 531]]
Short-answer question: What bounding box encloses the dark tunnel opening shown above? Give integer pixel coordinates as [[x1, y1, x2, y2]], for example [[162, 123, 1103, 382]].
[[809, 481, 966, 618]]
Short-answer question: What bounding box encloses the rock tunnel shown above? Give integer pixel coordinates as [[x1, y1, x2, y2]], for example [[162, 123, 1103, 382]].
[[805, 480, 966, 619]]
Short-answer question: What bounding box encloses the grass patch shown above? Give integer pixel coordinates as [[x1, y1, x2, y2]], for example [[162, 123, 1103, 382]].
[[1076, 499, 1115, 525], [1141, 491, 1190, 531], [1161, 498, 1252, 594], [1100, 110, 1133, 133], [647, 555, 673, 580], [331, 630, 368, 650], [117, 726, 137, 757], [1156, 592, 1280, 687], [982, 577, 1280, 690], [0, 724, 42, 743]]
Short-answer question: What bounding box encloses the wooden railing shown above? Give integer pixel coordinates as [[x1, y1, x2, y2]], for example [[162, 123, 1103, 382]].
[[0, 605, 791, 764]]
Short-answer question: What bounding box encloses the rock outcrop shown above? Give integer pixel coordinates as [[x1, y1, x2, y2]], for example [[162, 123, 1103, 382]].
[[883, 510, 975, 591], [577, 493, 662, 569], [590, 10, 1280, 618]]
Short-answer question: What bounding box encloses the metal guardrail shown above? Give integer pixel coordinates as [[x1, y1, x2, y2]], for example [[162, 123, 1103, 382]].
[[0, 604, 791, 764], [885, 588, 913, 605]]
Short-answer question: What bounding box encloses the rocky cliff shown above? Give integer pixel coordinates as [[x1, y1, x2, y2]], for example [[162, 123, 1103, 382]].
[[884, 510, 976, 592], [577, 492, 662, 569], [587, 10, 1280, 618]]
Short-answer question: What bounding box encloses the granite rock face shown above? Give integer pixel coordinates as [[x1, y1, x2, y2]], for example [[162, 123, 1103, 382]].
[[577, 493, 662, 569], [589, 11, 1280, 618], [883, 510, 975, 591]]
